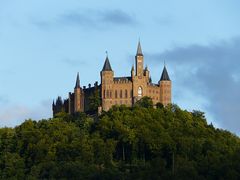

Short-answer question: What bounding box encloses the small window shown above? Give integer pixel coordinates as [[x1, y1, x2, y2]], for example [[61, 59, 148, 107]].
[[125, 90, 128, 98], [115, 90, 118, 98], [120, 90, 123, 98], [138, 87, 143, 97]]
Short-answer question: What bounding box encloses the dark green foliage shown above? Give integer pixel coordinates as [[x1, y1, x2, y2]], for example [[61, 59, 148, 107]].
[[88, 89, 101, 113], [0, 105, 240, 179], [156, 102, 164, 109], [135, 96, 153, 108]]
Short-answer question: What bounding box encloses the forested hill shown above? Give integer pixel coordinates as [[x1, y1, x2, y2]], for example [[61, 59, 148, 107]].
[[0, 100, 240, 179]]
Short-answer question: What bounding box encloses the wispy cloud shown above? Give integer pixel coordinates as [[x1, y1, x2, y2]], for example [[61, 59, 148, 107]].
[[0, 100, 52, 127], [100, 10, 137, 25], [147, 37, 240, 135], [34, 9, 138, 30]]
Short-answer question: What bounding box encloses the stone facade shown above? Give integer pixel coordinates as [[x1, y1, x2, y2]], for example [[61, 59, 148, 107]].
[[52, 42, 172, 116]]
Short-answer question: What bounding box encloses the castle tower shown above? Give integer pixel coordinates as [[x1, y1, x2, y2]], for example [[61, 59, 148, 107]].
[[135, 41, 144, 77], [74, 73, 84, 112], [159, 65, 172, 106], [101, 55, 114, 111], [132, 41, 148, 103]]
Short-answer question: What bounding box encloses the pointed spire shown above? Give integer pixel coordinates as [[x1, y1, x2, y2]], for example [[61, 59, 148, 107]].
[[75, 72, 80, 89], [160, 65, 170, 81], [102, 53, 112, 71], [52, 100, 55, 106], [136, 40, 143, 56], [131, 64, 134, 71], [149, 76, 152, 83], [145, 65, 148, 71]]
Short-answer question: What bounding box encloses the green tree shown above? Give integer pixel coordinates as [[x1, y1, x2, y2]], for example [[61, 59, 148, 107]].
[[135, 96, 153, 108], [88, 89, 101, 113], [1, 104, 240, 179]]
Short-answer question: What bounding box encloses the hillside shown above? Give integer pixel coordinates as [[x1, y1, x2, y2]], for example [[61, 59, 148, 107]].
[[0, 101, 240, 179]]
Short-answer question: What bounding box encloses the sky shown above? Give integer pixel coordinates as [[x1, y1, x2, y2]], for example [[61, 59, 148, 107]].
[[0, 0, 239, 135]]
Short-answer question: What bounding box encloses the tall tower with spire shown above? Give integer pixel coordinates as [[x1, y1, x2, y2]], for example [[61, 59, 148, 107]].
[[135, 41, 144, 77], [101, 54, 114, 111], [159, 65, 172, 106], [132, 41, 149, 103], [74, 73, 84, 112]]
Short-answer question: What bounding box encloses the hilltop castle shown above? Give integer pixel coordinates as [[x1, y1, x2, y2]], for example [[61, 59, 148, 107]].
[[52, 42, 172, 116]]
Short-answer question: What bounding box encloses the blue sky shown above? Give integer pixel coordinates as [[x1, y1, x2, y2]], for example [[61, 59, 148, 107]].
[[0, 0, 239, 135]]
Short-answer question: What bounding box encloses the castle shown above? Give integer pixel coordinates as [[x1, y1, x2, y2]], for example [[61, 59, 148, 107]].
[[52, 42, 172, 116]]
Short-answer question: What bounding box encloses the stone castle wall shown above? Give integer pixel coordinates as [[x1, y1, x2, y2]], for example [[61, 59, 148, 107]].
[[52, 42, 172, 116]]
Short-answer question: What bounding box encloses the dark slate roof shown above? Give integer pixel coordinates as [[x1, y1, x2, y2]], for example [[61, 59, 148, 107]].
[[75, 72, 80, 88], [160, 66, 170, 81], [114, 77, 132, 82], [136, 41, 143, 56], [102, 56, 113, 71]]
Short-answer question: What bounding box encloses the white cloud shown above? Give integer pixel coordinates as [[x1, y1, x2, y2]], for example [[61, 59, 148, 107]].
[[0, 100, 52, 127]]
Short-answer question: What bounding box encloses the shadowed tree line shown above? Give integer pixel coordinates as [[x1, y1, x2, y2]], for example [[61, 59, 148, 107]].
[[0, 97, 240, 179]]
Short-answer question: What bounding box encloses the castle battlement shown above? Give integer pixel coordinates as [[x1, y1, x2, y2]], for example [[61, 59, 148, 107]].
[[113, 77, 132, 84], [52, 41, 172, 116]]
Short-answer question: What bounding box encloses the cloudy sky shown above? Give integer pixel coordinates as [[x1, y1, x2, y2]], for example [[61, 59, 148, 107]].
[[0, 0, 239, 135]]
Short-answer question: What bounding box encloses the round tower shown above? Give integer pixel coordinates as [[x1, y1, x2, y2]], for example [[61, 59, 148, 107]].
[[159, 65, 172, 106], [101, 55, 114, 111], [74, 73, 83, 112]]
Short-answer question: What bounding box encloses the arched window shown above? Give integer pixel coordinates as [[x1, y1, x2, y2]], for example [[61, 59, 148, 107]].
[[103, 90, 106, 98], [138, 87, 143, 97], [120, 90, 123, 98], [125, 90, 128, 98], [115, 90, 118, 98]]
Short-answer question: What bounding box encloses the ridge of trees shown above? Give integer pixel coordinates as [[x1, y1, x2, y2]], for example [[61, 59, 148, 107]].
[[0, 97, 240, 179]]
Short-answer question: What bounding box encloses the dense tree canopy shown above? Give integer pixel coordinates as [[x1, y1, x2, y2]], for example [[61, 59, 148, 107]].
[[0, 102, 240, 179]]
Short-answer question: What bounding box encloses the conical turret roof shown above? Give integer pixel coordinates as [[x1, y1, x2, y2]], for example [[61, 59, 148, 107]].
[[102, 56, 112, 71], [136, 41, 143, 56], [160, 66, 170, 81], [75, 72, 80, 88]]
